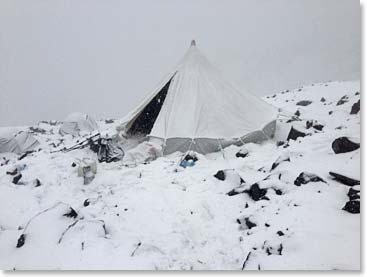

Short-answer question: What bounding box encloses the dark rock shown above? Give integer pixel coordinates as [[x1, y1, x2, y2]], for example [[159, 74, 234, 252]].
[[18, 151, 33, 161], [276, 141, 285, 147], [71, 162, 77, 167], [329, 172, 360, 187], [183, 153, 198, 162], [306, 120, 313, 129], [348, 188, 360, 200], [331, 137, 359, 154], [83, 199, 90, 207], [247, 183, 267, 201], [265, 223, 270, 227], [34, 179, 42, 187], [16, 234, 26, 248], [287, 127, 306, 141], [271, 154, 290, 171], [336, 95, 348, 106], [296, 100, 312, 106], [328, 111, 333, 115], [236, 148, 249, 158], [342, 200, 360, 214], [350, 100, 360, 114], [294, 110, 301, 117], [294, 172, 326, 186], [105, 119, 114, 124], [6, 168, 18, 176], [277, 231, 284, 236], [13, 174, 22, 185], [244, 218, 257, 229], [63, 208, 78, 218], [274, 189, 282, 195], [214, 170, 225, 181], [355, 91, 360, 95], [320, 97, 326, 102], [313, 124, 324, 131]]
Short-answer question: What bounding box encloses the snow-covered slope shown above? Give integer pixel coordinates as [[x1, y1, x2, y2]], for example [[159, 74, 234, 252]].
[[0, 81, 360, 270]]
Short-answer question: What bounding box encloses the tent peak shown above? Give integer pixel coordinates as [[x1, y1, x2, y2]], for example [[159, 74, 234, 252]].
[[190, 39, 196, 46]]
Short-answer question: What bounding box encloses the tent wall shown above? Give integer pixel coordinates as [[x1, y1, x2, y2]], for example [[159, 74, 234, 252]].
[[127, 77, 173, 136], [151, 120, 277, 155]]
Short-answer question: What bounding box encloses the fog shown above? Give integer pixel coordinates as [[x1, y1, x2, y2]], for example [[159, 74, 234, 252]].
[[0, 0, 360, 126]]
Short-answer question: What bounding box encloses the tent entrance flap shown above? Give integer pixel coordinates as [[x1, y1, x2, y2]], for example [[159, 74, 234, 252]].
[[127, 76, 174, 136]]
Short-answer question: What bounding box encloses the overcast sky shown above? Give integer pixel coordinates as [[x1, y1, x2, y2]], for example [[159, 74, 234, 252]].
[[0, 0, 360, 126]]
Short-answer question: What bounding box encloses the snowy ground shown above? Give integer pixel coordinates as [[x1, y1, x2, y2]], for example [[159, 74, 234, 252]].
[[0, 81, 360, 270]]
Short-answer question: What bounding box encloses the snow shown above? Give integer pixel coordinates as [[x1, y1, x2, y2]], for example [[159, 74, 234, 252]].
[[0, 80, 360, 270]]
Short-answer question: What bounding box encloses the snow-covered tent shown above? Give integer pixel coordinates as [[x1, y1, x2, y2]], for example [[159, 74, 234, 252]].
[[59, 113, 98, 136], [0, 129, 39, 154], [118, 40, 278, 154]]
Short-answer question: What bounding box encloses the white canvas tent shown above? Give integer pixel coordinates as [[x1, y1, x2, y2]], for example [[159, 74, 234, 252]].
[[59, 113, 98, 136], [118, 41, 278, 154], [0, 129, 39, 154]]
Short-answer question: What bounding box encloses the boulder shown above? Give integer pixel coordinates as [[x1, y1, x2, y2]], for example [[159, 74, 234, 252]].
[[13, 174, 22, 185], [331, 137, 360, 154], [296, 100, 312, 106], [342, 200, 360, 214], [294, 172, 326, 186], [347, 188, 360, 200], [247, 183, 268, 201], [214, 170, 225, 181], [320, 97, 326, 102], [336, 95, 348, 106], [350, 100, 360, 114], [287, 127, 306, 141], [236, 148, 249, 158], [329, 172, 360, 187]]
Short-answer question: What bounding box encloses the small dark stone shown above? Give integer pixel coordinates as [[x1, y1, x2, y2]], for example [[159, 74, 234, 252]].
[[336, 95, 348, 106], [278, 243, 283, 255], [16, 234, 26, 248], [124, 208, 128, 211], [274, 189, 282, 195], [214, 170, 225, 181], [236, 149, 249, 158], [244, 218, 257, 229], [313, 124, 324, 131], [296, 100, 312, 106], [287, 127, 306, 141], [71, 162, 77, 167], [83, 199, 90, 207], [13, 174, 22, 185], [63, 207, 78, 218], [329, 111, 333, 115], [332, 137, 359, 154], [294, 172, 326, 186], [276, 141, 285, 147], [329, 172, 360, 187], [350, 100, 360, 115], [236, 219, 241, 225], [277, 231, 285, 236], [34, 179, 42, 187], [320, 97, 326, 102], [247, 183, 268, 201], [245, 203, 249, 208], [294, 110, 301, 117], [342, 200, 360, 214], [355, 91, 360, 95], [265, 223, 270, 227], [7, 168, 18, 176], [306, 120, 313, 129], [184, 153, 198, 162]]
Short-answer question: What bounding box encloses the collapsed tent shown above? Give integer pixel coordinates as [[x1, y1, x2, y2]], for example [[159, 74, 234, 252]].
[[59, 113, 98, 136], [0, 130, 39, 154], [118, 40, 278, 154]]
